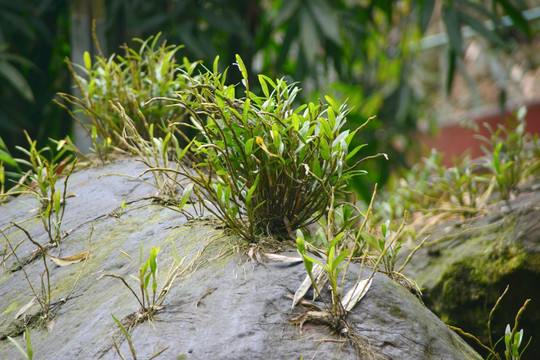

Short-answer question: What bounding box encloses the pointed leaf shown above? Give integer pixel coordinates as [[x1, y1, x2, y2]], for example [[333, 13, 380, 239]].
[[15, 297, 36, 320], [47, 251, 89, 266], [342, 277, 373, 312], [292, 264, 325, 307], [178, 183, 194, 210]]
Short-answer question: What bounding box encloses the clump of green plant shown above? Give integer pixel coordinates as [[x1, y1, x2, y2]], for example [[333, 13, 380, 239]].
[[11, 132, 77, 245], [56, 32, 193, 161], [145, 55, 383, 242], [112, 103, 200, 217], [376, 106, 539, 241], [292, 188, 390, 359], [102, 243, 199, 326], [449, 286, 531, 360], [477, 106, 540, 204]]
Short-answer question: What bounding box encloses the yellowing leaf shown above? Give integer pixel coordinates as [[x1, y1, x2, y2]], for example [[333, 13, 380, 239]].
[[48, 251, 89, 266]]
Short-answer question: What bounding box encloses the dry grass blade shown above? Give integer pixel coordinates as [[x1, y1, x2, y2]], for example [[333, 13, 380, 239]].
[[342, 277, 372, 312], [262, 253, 302, 264], [292, 264, 325, 308], [15, 297, 36, 320]]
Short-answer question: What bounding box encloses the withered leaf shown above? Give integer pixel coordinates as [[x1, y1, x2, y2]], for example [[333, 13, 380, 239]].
[[48, 251, 89, 266]]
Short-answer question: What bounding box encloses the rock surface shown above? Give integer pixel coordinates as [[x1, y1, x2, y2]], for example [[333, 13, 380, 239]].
[[401, 182, 540, 359], [0, 158, 481, 359]]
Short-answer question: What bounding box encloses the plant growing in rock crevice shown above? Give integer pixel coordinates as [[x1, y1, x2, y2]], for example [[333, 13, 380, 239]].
[[143, 55, 385, 241], [376, 105, 540, 243], [477, 106, 540, 205], [102, 243, 201, 328], [12, 132, 77, 245], [56, 32, 194, 161], [292, 187, 390, 360], [0, 222, 90, 333]]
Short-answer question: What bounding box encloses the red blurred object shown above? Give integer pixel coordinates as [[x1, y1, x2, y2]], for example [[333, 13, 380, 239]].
[[420, 100, 540, 167]]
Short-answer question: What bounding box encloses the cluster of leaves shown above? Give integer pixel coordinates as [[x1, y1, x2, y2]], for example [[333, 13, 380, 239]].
[[479, 107, 540, 203], [377, 106, 540, 234], [56, 33, 193, 161], [102, 243, 199, 345], [0, 131, 77, 244], [292, 187, 420, 359], [1, 0, 534, 200], [133, 55, 381, 242]]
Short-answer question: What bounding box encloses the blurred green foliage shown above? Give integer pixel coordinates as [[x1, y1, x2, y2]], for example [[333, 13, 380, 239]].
[[0, 0, 535, 196], [0, 0, 71, 153]]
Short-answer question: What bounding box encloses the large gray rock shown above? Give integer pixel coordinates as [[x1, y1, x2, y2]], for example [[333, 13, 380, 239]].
[[400, 182, 540, 359], [0, 158, 481, 359]]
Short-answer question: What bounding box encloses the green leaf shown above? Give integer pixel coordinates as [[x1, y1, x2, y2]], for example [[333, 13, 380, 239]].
[[442, 6, 462, 55], [243, 98, 251, 122], [258, 74, 270, 98], [329, 232, 343, 249], [333, 249, 349, 268], [235, 54, 248, 82], [419, 0, 435, 33], [215, 90, 226, 110], [496, 0, 531, 38], [178, 183, 194, 210], [112, 314, 130, 340], [327, 245, 335, 268], [177, 138, 195, 162], [446, 48, 456, 94], [296, 236, 306, 254], [7, 333, 30, 360], [303, 253, 325, 269], [319, 138, 330, 161], [0, 150, 18, 168], [308, 0, 342, 45], [299, 10, 319, 65], [25, 328, 32, 360], [213, 55, 220, 74], [273, 0, 301, 27], [0, 61, 34, 102], [327, 107, 336, 131], [245, 138, 255, 156], [458, 12, 504, 47], [84, 51, 92, 71], [324, 96, 339, 113], [493, 142, 502, 173], [303, 254, 313, 274], [149, 246, 158, 273], [346, 143, 367, 161], [53, 190, 61, 215], [245, 174, 259, 206]]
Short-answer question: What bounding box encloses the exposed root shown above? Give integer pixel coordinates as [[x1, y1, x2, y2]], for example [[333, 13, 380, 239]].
[[291, 310, 388, 360]]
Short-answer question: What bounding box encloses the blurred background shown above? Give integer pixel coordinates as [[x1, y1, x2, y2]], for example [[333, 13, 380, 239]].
[[1, 0, 539, 197]]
